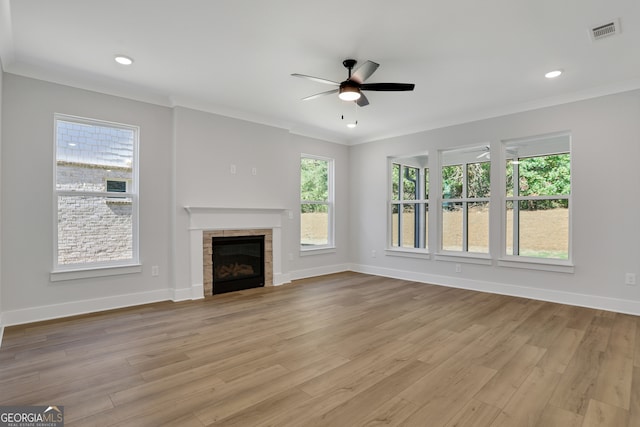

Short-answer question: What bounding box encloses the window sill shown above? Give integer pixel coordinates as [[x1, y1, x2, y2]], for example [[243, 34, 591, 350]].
[[50, 263, 143, 282], [435, 252, 492, 266], [299, 246, 336, 257], [498, 257, 574, 273], [385, 248, 431, 259]]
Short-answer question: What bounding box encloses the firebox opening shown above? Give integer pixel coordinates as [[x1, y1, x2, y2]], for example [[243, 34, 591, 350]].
[[212, 235, 265, 294]]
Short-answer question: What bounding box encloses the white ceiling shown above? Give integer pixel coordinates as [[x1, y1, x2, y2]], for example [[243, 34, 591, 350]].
[[1, 0, 639, 144]]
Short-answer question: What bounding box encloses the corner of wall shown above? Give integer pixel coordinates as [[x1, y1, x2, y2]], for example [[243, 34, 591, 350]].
[[169, 105, 177, 295]]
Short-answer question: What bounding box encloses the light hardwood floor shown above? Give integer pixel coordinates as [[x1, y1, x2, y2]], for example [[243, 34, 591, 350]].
[[1, 272, 639, 426]]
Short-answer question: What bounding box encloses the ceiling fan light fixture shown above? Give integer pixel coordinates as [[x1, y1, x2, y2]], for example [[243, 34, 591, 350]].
[[338, 85, 361, 101]]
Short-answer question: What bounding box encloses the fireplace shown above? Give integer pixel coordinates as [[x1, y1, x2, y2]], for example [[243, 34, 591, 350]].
[[186, 206, 284, 299], [212, 235, 265, 294], [201, 228, 273, 296]]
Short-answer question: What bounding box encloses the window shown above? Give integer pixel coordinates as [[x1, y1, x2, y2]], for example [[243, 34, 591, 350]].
[[54, 115, 139, 270], [389, 157, 429, 250], [300, 155, 334, 249], [505, 134, 570, 260], [441, 146, 490, 253], [106, 179, 128, 193]]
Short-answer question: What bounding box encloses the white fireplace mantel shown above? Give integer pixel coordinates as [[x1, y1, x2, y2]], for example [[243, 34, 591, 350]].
[[185, 206, 288, 230], [184, 206, 290, 298]]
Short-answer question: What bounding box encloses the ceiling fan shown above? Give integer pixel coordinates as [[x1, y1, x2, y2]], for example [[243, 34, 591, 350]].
[[292, 59, 415, 107]]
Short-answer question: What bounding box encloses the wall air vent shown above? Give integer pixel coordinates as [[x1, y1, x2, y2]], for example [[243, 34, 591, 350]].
[[590, 19, 621, 41]]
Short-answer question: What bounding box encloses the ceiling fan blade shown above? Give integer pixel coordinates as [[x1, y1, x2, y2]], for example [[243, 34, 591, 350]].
[[291, 73, 339, 86], [302, 89, 339, 101], [350, 60, 379, 84], [356, 93, 369, 107], [361, 83, 415, 91]]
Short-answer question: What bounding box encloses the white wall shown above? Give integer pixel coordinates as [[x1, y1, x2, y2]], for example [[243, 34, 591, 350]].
[[3, 70, 640, 327], [350, 90, 640, 314], [172, 106, 350, 292], [1, 74, 174, 325], [0, 76, 350, 327], [287, 133, 350, 279]]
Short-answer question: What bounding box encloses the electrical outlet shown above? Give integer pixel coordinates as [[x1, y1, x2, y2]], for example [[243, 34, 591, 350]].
[[455, 263, 462, 273], [230, 164, 237, 174], [371, 250, 377, 258], [151, 266, 159, 276], [625, 273, 636, 286], [252, 167, 257, 176]]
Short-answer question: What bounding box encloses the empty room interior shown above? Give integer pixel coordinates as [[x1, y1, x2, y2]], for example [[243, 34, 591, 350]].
[[2, 1, 640, 426]]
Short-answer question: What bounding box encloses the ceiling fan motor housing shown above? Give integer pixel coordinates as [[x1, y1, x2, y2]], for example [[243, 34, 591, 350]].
[[343, 59, 358, 70], [340, 80, 360, 90]]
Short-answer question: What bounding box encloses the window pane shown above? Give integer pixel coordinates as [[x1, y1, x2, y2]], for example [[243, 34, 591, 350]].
[[442, 202, 463, 251], [56, 120, 134, 191], [106, 180, 127, 193], [301, 204, 328, 246], [442, 165, 463, 199], [424, 168, 429, 200], [391, 204, 400, 247], [301, 158, 328, 201], [58, 195, 133, 265], [506, 160, 514, 197], [403, 167, 418, 200], [388, 157, 428, 251], [392, 163, 400, 200], [468, 202, 489, 253], [518, 154, 570, 197], [401, 204, 417, 248], [517, 200, 569, 259], [467, 162, 490, 198]]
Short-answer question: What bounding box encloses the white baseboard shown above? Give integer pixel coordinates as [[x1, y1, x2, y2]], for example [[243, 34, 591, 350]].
[[289, 263, 351, 281], [171, 284, 204, 301], [0, 289, 174, 328], [351, 263, 640, 316], [5, 263, 636, 348], [273, 273, 291, 286]]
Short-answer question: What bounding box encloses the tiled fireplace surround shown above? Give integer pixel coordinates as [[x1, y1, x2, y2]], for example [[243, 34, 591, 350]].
[[185, 207, 287, 297]]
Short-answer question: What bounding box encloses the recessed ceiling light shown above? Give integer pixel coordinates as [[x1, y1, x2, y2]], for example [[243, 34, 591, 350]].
[[545, 69, 563, 79], [114, 55, 133, 66]]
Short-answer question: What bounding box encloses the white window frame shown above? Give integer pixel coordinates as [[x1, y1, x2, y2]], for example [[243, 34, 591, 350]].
[[300, 154, 335, 253], [51, 114, 140, 280], [439, 146, 491, 256], [387, 159, 429, 255], [499, 133, 573, 271]]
